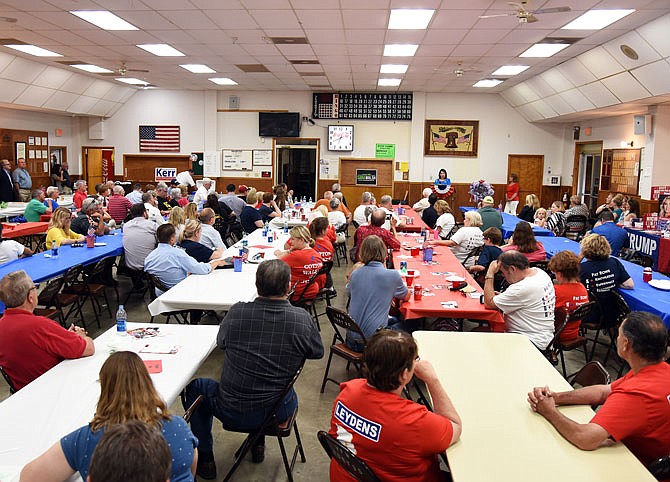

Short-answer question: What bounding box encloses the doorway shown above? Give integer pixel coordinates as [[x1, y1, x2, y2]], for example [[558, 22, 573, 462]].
[[82, 147, 114, 192], [273, 138, 319, 201], [573, 142, 603, 213], [507, 154, 544, 206]]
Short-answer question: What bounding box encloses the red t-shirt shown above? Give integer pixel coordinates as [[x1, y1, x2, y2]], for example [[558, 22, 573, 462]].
[[591, 362, 670, 465], [506, 182, 519, 201], [0, 309, 87, 390], [554, 282, 588, 341], [329, 378, 453, 482], [283, 248, 324, 301], [107, 194, 133, 224], [314, 236, 333, 263], [73, 190, 88, 209]]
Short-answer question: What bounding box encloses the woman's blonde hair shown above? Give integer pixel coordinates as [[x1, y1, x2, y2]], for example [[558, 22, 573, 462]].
[[246, 191, 258, 205], [526, 194, 540, 209], [90, 351, 169, 432], [464, 211, 483, 227], [434, 200, 451, 215], [181, 219, 202, 242], [184, 202, 198, 221], [167, 206, 185, 227], [580, 233, 611, 261], [49, 207, 72, 232], [290, 225, 315, 248], [534, 207, 547, 219]]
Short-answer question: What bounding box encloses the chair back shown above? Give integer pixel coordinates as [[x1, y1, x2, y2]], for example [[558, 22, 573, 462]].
[[647, 454, 670, 481], [37, 276, 66, 307], [530, 261, 551, 277], [567, 301, 596, 324], [62, 264, 84, 289], [147, 273, 171, 295], [611, 290, 631, 328], [326, 306, 367, 345], [0, 366, 16, 394], [569, 361, 611, 387], [183, 395, 203, 424], [317, 431, 380, 482], [563, 215, 587, 239], [291, 262, 329, 306], [462, 245, 483, 267]]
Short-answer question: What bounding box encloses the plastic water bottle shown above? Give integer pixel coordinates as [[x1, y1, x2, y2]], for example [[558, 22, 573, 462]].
[[51, 240, 59, 258], [116, 305, 127, 336], [283, 219, 289, 233]]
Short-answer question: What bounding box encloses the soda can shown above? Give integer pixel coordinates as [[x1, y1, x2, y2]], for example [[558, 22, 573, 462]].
[[400, 261, 407, 273], [414, 284, 423, 301]]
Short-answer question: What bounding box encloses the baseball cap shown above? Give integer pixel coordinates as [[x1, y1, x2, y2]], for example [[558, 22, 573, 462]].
[[238, 185, 248, 193], [483, 196, 494, 204]]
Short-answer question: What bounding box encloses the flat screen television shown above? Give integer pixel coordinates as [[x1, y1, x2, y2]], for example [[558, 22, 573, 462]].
[[258, 112, 301, 137]]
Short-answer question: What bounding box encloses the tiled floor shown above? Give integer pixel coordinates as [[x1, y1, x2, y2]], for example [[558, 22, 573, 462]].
[[0, 235, 626, 481]]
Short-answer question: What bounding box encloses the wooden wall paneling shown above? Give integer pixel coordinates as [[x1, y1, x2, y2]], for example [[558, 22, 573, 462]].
[[123, 154, 190, 185], [339, 158, 393, 186], [0, 128, 50, 190], [215, 176, 274, 194]]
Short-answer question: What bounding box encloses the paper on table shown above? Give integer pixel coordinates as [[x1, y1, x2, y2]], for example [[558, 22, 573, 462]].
[[144, 359, 163, 374], [140, 344, 179, 354]]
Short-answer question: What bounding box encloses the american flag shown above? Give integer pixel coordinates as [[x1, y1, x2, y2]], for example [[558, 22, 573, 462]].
[[139, 125, 180, 152]]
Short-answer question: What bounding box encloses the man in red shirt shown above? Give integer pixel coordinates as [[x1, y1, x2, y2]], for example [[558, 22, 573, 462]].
[[528, 311, 670, 466], [0, 270, 95, 390], [328, 330, 462, 481], [107, 185, 133, 224], [353, 208, 400, 261], [72, 179, 89, 209]]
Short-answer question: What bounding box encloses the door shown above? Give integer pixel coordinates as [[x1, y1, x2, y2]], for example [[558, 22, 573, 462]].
[[275, 147, 317, 201], [507, 154, 544, 207], [578, 153, 602, 213], [82, 147, 114, 191]]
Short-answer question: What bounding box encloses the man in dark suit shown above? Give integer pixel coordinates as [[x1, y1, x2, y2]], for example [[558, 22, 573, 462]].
[[0, 159, 15, 202]]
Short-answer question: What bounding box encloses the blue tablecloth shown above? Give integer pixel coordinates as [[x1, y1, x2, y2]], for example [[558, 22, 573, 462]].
[[0, 230, 124, 283], [541, 236, 670, 327], [459, 207, 554, 238]]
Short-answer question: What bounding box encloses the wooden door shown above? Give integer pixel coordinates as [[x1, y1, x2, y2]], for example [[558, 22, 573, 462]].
[[508, 154, 544, 207], [82, 147, 108, 191]]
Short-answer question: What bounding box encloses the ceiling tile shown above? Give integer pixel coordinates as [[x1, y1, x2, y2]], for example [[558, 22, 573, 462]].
[[0, 78, 27, 102], [577, 46, 625, 79], [41, 90, 78, 110], [116, 10, 178, 29], [602, 30, 661, 71], [2, 56, 45, 83], [600, 71, 652, 102], [555, 58, 596, 87], [630, 59, 670, 96], [248, 9, 301, 29], [526, 76, 556, 97], [341, 10, 388, 29], [544, 94, 576, 115], [59, 74, 95, 94], [140, 0, 198, 10], [305, 29, 346, 44], [14, 84, 53, 106], [530, 99, 558, 119], [344, 29, 385, 44], [206, 10, 258, 29], [462, 28, 508, 44], [539, 68, 573, 93], [513, 82, 540, 103], [431, 10, 480, 29], [421, 29, 468, 45], [290, 0, 340, 8], [635, 12, 670, 57], [83, 79, 114, 98], [33, 65, 72, 89], [67, 94, 100, 113], [559, 88, 596, 111], [578, 81, 620, 108], [160, 10, 219, 29], [295, 10, 343, 29]]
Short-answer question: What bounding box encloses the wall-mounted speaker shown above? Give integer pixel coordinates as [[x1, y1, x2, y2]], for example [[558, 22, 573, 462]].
[[634, 114, 651, 135], [229, 95, 239, 109]]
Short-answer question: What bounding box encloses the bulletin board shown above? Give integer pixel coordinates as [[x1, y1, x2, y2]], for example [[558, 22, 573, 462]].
[[252, 149, 272, 166], [222, 149, 252, 171]]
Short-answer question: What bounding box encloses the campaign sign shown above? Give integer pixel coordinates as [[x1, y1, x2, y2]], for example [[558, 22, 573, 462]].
[[155, 167, 177, 182]]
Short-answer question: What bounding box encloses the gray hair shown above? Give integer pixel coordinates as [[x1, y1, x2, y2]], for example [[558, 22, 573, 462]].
[[364, 205, 376, 221], [156, 182, 168, 191], [380, 195, 392, 206], [464, 211, 483, 227], [422, 187, 432, 197], [498, 250, 530, 270], [31, 189, 42, 199], [46, 186, 59, 197], [141, 192, 154, 203], [329, 198, 340, 210], [333, 192, 343, 201], [81, 197, 98, 213], [256, 259, 291, 297], [74, 180, 86, 189], [0, 270, 34, 308], [332, 183, 341, 191], [112, 185, 124, 195], [169, 187, 181, 199], [361, 191, 372, 203]]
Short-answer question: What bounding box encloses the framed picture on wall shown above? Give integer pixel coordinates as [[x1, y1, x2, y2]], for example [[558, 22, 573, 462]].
[[424, 119, 479, 157], [15, 142, 26, 161]]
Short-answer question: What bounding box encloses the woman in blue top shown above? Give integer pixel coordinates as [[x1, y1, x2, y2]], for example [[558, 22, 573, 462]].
[[20, 351, 198, 482], [433, 168, 454, 200]]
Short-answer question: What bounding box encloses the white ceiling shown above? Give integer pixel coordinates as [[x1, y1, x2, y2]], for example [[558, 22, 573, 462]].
[[0, 0, 667, 94]]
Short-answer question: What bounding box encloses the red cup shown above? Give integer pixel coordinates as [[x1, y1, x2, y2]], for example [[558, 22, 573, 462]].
[[86, 235, 95, 248], [414, 284, 423, 300], [405, 275, 414, 287], [643, 268, 652, 283], [410, 247, 419, 257]]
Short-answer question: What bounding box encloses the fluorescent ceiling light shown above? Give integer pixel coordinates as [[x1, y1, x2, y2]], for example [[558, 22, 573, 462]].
[[71, 64, 113, 73], [473, 79, 503, 88], [519, 43, 570, 58], [137, 44, 185, 57], [209, 77, 238, 85], [562, 9, 635, 30], [70, 10, 137, 30], [380, 64, 408, 74], [378, 78, 402, 86], [388, 9, 434, 29], [4, 44, 62, 57], [115, 77, 149, 85], [492, 65, 529, 76], [180, 64, 216, 74], [383, 44, 418, 57]]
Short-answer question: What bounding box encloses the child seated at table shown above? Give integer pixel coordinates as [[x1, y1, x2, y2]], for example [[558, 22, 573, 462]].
[[534, 208, 547, 228], [469, 228, 502, 287]]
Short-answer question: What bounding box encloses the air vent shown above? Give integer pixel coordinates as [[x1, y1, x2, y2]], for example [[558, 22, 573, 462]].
[[0, 38, 25, 45], [291, 60, 320, 65], [235, 64, 270, 73], [299, 72, 326, 76], [620, 44, 639, 60], [269, 37, 309, 45], [56, 60, 86, 65], [541, 37, 581, 45]]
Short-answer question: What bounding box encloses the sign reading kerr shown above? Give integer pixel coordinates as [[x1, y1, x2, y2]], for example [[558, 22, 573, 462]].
[[155, 167, 177, 182]]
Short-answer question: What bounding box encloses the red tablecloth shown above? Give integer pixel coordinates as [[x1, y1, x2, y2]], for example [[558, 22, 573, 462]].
[[396, 205, 429, 233], [659, 236, 670, 275], [1, 222, 49, 239], [394, 233, 504, 331]]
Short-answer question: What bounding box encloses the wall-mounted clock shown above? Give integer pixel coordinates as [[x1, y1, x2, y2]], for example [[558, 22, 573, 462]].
[[328, 125, 354, 151]]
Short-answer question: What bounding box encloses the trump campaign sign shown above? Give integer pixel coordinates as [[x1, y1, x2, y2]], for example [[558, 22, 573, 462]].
[[155, 167, 177, 182]]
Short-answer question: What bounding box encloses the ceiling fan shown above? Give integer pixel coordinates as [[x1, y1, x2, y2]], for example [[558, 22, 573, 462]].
[[116, 61, 149, 76], [479, 2, 571, 23], [434, 62, 482, 78]]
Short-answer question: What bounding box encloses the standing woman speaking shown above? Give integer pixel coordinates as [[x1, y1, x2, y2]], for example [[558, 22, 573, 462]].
[[505, 174, 519, 215]]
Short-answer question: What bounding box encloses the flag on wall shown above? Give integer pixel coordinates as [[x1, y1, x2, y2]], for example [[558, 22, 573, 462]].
[[139, 125, 180, 152]]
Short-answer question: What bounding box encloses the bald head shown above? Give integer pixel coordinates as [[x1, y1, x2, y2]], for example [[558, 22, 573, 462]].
[[370, 209, 386, 227]]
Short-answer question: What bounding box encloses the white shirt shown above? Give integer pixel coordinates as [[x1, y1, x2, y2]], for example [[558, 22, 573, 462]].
[[493, 269, 555, 349], [449, 226, 484, 267], [381, 207, 399, 231], [193, 185, 211, 208], [0, 240, 25, 264], [176, 171, 195, 187], [436, 213, 455, 239], [412, 197, 430, 214], [144, 202, 165, 226], [200, 223, 225, 250], [328, 210, 347, 229], [353, 204, 370, 226]]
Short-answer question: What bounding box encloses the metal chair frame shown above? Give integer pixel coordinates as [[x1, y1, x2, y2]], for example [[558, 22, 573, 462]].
[[317, 431, 380, 482], [320, 306, 366, 393]]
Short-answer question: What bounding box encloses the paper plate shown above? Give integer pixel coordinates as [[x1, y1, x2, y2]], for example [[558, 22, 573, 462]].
[[649, 279, 670, 291], [445, 275, 465, 283]]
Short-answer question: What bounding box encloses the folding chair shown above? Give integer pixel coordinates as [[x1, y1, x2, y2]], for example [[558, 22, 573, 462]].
[[320, 306, 366, 393], [0, 366, 17, 394], [569, 360, 610, 388], [182, 394, 203, 424], [462, 245, 483, 267], [290, 263, 331, 330], [64, 258, 115, 328], [317, 431, 380, 482], [222, 364, 306, 482], [147, 274, 190, 324], [562, 215, 588, 241], [647, 454, 670, 482], [334, 223, 349, 267], [552, 302, 595, 377]]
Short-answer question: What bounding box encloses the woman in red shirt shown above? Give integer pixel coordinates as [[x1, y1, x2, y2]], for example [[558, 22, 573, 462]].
[[505, 173, 519, 215], [275, 226, 324, 301], [547, 250, 588, 342], [310, 217, 334, 289]]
